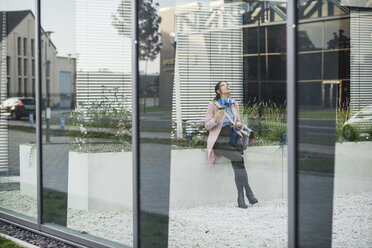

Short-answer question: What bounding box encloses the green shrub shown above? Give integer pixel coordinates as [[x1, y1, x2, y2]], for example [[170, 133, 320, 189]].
[[242, 100, 287, 143], [342, 124, 360, 141], [261, 120, 287, 141]]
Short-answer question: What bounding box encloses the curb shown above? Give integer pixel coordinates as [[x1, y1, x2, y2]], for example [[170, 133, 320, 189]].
[[0, 233, 39, 248]]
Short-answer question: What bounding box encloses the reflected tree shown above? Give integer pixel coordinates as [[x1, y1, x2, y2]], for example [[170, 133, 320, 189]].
[[327, 29, 350, 49], [112, 0, 162, 111], [298, 30, 315, 50]]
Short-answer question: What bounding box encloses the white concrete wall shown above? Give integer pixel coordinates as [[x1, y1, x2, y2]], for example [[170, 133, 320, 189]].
[[19, 144, 37, 198], [67, 151, 133, 212], [334, 141, 372, 193], [19, 142, 372, 212], [169, 146, 288, 207]]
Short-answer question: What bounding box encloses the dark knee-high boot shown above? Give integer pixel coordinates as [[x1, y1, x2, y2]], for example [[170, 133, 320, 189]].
[[245, 184, 258, 205], [232, 162, 248, 209], [236, 179, 248, 209]]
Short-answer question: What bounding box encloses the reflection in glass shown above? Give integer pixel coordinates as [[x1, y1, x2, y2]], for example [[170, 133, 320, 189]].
[[333, 7, 372, 247], [0, 1, 37, 221], [298, 53, 321, 80], [39, 0, 133, 246], [298, 22, 322, 51], [324, 19, 350, 50], [297, 1, 372, 247], [135, 0, 288, 246]]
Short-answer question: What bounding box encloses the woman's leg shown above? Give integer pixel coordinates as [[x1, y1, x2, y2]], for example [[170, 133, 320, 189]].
[[216, 146, 258, 205], [214, 147, 247, 208], [230, 156, 258, 205]]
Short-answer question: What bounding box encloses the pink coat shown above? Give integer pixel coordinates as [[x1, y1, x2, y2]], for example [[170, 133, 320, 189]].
[[205, 99, 243, 165]]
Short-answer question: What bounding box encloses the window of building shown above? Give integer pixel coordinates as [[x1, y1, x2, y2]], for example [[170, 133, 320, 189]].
[[24, 37, 27, 56], [31, 39, 35, 57], [24, 58, 27, 76], [32, 79, 35, 98], [298, 22, 322, 51], [18, 78, 22, 96], [18, 58, 22, 76], [17, 37, 21, 56], [6, 78, 10, 98], [32, 59, 35, 76], [24, 78, 28, 96], [6, 56, 10, 75]]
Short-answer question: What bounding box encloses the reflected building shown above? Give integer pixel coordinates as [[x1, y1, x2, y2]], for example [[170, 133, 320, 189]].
[[0, 10, 76, 107], [0, 10, 76, 171], [159, 0, 372, 137], [244, 0, 372, 112], [160, 1, 243, 136]]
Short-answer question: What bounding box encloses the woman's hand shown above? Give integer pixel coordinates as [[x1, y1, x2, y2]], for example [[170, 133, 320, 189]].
[[214, 110, 225, 121]]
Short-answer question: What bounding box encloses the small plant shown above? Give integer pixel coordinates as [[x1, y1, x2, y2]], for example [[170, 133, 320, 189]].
[[242, 100, 287, 143], [70, 87, 132, 153], [171, 120, 208, 149]]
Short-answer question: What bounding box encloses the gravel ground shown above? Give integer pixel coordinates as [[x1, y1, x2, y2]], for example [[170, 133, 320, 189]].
[[67, 209, 133, 246], [0, 220, 75, 248], [1, 190, 371, 247]]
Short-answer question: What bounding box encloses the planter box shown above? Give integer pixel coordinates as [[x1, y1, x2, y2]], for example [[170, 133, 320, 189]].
[[19, 142, 372, 212], [67, 151, 132, 212], [19, 144, 37, 198], [169, 146, 288, 207], [334, 141, 372, 193], [17, 145, 289, 210], [67, 146, 287, 210]]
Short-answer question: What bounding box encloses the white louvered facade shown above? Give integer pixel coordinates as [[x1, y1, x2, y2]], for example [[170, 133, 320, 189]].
[[76, 71, 132, 108], [350, 9, 372, 111], [173, 1, 243, 129], [0, 11, 8, 169], [76, 0, 132, 110]]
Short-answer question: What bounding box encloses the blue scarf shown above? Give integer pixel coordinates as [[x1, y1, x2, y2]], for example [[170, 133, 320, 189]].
[[218, 97, 231, 107]]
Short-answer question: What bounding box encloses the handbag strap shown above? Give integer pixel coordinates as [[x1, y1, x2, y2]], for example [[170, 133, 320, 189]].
[[214, 101, 249, 136]]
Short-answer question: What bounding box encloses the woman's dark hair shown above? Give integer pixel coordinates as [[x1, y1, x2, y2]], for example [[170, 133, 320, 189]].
[[214, 81, 227, 100]]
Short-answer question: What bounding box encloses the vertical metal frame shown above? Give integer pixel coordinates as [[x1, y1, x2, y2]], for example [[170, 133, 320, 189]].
[[131, 0, 139, 247], [286, 0, 298, 247], [35, 0, 43, 227]]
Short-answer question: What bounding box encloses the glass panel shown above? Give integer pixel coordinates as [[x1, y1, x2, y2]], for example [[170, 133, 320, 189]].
[[298, 22, 322, 51], [267, 24, 286, 53], [324, 19, 350, 50], [298, 53, 322, 80], [40, 0, 133, 246], [333, 6, 372, 247], [297, 0, 372, 247], [138, 0, 288, 246], [0, 0, 37, 221], [243, 27, 265, 55]]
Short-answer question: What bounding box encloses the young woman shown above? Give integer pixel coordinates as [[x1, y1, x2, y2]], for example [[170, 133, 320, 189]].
[[205, 81, 258, 209]]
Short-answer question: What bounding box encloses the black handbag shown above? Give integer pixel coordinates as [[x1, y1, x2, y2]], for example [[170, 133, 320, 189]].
[[229, 126, 253, 150]]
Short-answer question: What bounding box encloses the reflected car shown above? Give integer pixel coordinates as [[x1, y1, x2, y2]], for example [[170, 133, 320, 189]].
[[0, 97, 36, 120], [342, 105, 372, 140]]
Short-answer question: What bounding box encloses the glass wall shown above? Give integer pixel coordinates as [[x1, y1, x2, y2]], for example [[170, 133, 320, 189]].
[[0, 0, 37, 221], [138, 0, 288, 246], [296, 0, 372, 247], [0, 0, 371, 247], [39, 0, 133, 246]]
